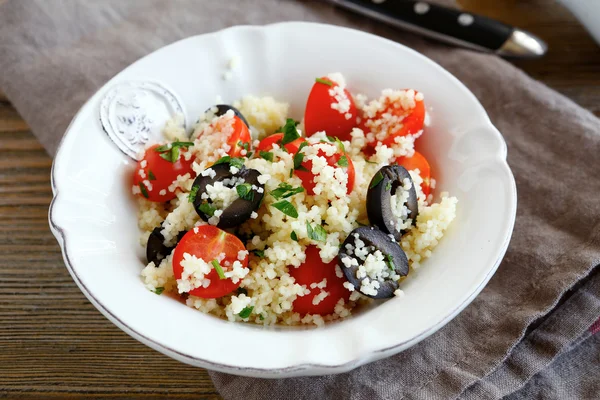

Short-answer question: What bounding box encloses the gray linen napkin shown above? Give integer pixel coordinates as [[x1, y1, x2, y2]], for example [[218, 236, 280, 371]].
[[1, 0, 599, 399]]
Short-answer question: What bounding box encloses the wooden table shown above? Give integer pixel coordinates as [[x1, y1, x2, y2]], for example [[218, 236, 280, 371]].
[[1, 1, 599, 398]]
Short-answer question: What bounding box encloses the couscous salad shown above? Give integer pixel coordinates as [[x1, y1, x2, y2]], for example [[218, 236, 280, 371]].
[[131, 73, 457, 326]]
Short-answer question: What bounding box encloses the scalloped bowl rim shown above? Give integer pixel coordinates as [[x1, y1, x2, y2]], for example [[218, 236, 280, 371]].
[[49, 22, 517, 377]]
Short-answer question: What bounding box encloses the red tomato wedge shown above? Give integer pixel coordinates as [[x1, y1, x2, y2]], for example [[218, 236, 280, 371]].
[[364, 90, 425, 147], [256, 133, 304, 154], [294, 143, 355, 196], [133, 143, 195, 202], [172, 226, 248, 298], [201, 115, 251, 158], [395, 151, 432, 196], [304, 77, 357, 141], [289, 245, 351, 316]]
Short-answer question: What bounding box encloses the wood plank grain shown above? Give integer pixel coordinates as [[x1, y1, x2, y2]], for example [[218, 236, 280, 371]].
[[0, 100, 222, 399]]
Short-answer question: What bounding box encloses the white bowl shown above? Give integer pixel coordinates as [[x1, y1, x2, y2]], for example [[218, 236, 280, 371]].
[[49, 22, 516, 378]]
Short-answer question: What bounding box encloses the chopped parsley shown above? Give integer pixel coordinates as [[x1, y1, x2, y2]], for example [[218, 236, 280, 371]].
[[290, 231, 298, 241], [306, 222, 327, 242], [289, 168, 294, 178], [326, 135, 346, 152], [270, 183, 304, 200], [271, 200, 298, 218], [252, 249, 265, 258], [211, 259, 226, 280], [315, 77, 333, 86], [238, 306, 254, 319], [369, 171, 384, 189], [148, 170, 156, 180], [154, 141, 194, 163], [365, 159, 377, 164], [153, 287, 165, 295], [280, 118, 300, 145], [293, 142, 309, 171], [237, 141, 250, 152], [139, 182, 149, 199], [259, 151, 274, 162], [199, 202, 217, 217], [385, 254, 395, 271], [337, 155, 349, 167], [385, 181, 392, 191], [259, 314, 265, 321], [214, 156, 245, 169], [188, 185, 200, 203], [236, 183, 254, 201]]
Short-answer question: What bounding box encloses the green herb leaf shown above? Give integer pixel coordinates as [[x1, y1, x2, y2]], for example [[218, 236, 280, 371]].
[[293, 152, 304, 170], [296, 165, 309, 172], [281, 118, 300, 145], [246, 151, 253, 158], [159, 152, 173, 162], [148, 170, 156, 180], [306, 222, 327, 242], [271, 200, 298, 218], [237, 141, 250, 151], [154, 287, 165, 295], [188, 185, 200, 203], [139, 182, 149, 199], [236, 183, 254, 201], [290, 231, 298, 241], [214, 156, 245, 169], [289, 169, 294, 178], [385, 254, 395, 271], [385, 181, 392, 191], [211, 259, 226, 280], [259, 314, 265, 321], [369, 171, 384, 189], [259, 151, 274, 162], [199, 202, 216, 217], [315, 77, 333, 86], [326, 135, 335, 142], [252, 249, 265, 258], [155, 141, 194, 152], [365, 159, 377, 164], [238, 306, 254, 319], [337, 155, 349, 167], [270, 183, 304, 200]]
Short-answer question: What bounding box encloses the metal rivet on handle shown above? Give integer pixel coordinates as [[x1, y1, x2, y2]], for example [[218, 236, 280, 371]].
[[414, 2, 430, 15], [458, 13, 475, 26]]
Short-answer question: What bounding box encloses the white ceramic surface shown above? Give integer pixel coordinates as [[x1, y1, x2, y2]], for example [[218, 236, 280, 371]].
[[559, 0, 600, 46], [49, 22, 517, 378]]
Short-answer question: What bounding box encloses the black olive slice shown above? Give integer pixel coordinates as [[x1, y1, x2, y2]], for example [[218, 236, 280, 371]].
[[366, 165, 418, 241], [210, 104, 249, 128], [339, 226, 409, 299], [191, 163, 264, 229], [146, 228, 186, 266]]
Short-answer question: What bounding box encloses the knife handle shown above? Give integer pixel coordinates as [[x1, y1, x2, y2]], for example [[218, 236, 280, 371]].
[[331, 0, 514, 52]]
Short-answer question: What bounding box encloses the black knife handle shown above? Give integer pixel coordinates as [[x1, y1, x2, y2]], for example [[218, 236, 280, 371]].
[[331, 0, 514, 52]]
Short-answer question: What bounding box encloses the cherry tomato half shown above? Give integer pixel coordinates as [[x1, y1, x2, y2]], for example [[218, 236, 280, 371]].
[[133, 144, 195, 202], [256, 133, 304, 154], [202, 115, 251, 158], [294, 143, 355, 196], [395, 150, 432, 196], [364, 90, 425, 147], [304, 77, 357, 141], [172, 226, 248, 298], [289, 245, 351, 316]]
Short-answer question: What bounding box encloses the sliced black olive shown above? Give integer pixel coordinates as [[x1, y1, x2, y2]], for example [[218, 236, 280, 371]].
[[146, 228, 186, 266], [210, 104, 249, 128], [191, 163, 264, 229], [366, 165, 418, 241], [339, 226, 409, 299]]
